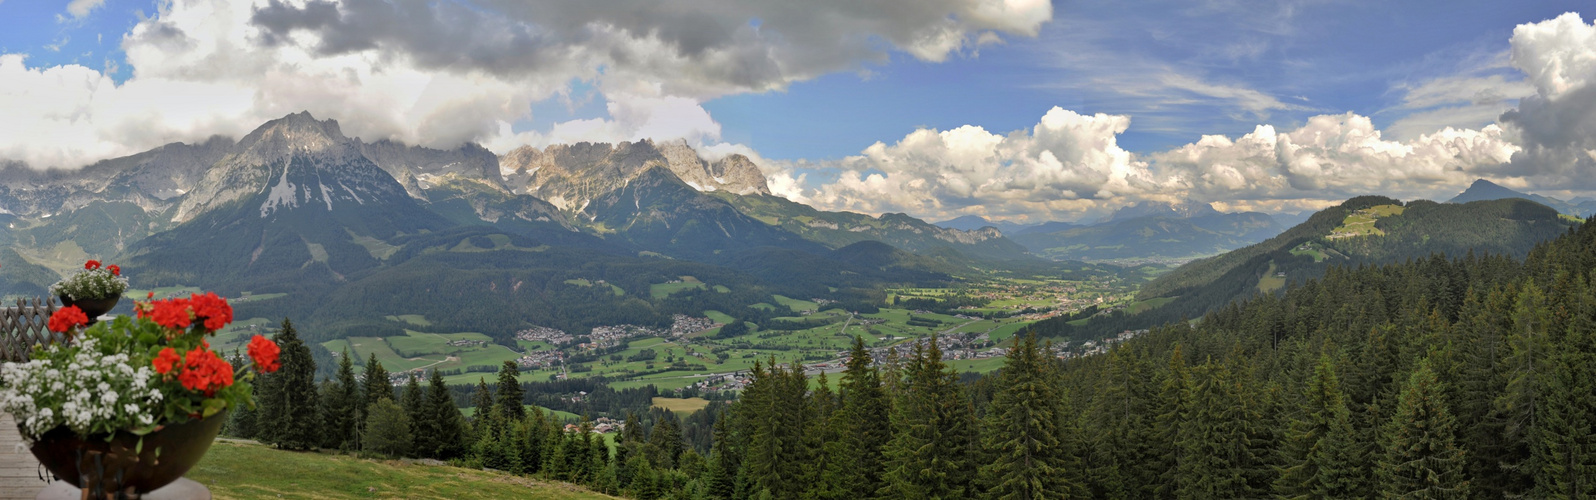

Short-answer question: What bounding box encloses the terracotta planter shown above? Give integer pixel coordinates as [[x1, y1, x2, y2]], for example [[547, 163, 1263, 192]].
[[27, 410, 228, 496], [58, 295, 120, 324]]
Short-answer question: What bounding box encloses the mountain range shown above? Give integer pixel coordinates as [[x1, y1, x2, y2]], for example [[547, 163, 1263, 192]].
[[1448, 178, 1596, 216], [0, 112, 1082, 339], [935, 201, 1285, 262]]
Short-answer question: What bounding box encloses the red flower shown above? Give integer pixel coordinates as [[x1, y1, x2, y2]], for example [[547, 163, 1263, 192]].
[[188, 292, 232, 331], [84, 260, 100, 270], [107, 265, 120, 276], [178, 347, 234, 397], [152, 347, 180, 375], [248, 335, 281, 373], [47, 306, 88, 333], [149, 297, 192, 330]]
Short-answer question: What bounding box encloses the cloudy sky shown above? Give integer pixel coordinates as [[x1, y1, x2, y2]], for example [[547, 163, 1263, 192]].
[[1, 1, 1593, 223]]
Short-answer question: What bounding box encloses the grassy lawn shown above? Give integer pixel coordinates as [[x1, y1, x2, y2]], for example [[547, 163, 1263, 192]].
[[703, 310, 736, 324], [651, 397, 711, 415], [1257, 262, 1287, 294], [772, 295, 819, 313], [189, 441, 613, 499], [1330, 204, 1404, 238], [947, 356, 1008, 374]]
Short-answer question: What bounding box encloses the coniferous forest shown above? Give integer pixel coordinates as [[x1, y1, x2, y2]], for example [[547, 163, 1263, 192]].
[[230, 219, 1596, 499]]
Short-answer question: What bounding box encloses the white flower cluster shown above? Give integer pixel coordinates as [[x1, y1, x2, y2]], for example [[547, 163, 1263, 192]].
[[49, 267, 129, 301], [0, 339, 163, 440]]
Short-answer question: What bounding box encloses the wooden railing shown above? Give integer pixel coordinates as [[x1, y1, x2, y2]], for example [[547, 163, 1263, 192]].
[[0, 297, 66, 363]]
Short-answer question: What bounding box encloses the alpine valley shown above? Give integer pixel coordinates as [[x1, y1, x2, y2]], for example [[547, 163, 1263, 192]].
[[0, 112, 1580, 384]]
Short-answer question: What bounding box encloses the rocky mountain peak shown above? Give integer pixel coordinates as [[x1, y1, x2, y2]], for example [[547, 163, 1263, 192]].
[[234, 111, 356, 164], [500, 139, 770, 211]]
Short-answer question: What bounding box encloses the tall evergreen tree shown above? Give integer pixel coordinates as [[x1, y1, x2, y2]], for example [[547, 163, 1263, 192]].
[[320, 349, 360, 451], [401, 373, 424, 456], [880, 336, 978, 499], [816, 335, 893, 499], [364, 399, 412, 458], [1085, 342, 1159, 499], [264, 319, 321, 450], [362, 353, 392, 403], [471, 377, 494, 426], [417, 369, 467, 459], [1532, 278, 1596, 498], [1378, 360, 1469, 499], [496, 361, 526, 422], [704, 413, 738, 500], [978, 330, 1083, 499], [1276, 354, 1362, 499]]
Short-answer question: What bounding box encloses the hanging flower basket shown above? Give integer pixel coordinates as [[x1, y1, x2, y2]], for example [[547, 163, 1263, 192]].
[[2, 292, 281, 497]]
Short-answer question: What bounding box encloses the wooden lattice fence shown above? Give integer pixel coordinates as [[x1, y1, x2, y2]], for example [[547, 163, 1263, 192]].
[[0, 297, 66, 363]]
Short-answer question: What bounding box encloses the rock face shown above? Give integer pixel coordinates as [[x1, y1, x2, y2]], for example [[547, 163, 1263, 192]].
[[499, 139, 770, 211], [1101, 200, 1220, 223]]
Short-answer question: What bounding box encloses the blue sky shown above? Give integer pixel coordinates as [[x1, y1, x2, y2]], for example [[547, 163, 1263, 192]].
[[1, 1, 1594, 222]]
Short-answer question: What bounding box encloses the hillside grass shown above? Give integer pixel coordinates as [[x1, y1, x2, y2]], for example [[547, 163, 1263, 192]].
[[651, 397, 711, 415], [188, 441, 613, 499]]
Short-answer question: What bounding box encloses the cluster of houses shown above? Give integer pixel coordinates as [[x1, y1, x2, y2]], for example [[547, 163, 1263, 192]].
[[669, 315, 718, 337], [447, 339, 486, 347], [515, 349, 565, 369], [588, 324, 664, 349], [516, 326, 573, 345], [562, 416, 625, 434]]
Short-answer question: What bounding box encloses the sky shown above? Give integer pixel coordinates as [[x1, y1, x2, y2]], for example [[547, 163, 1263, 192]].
[[1, 1, 1594, 223]]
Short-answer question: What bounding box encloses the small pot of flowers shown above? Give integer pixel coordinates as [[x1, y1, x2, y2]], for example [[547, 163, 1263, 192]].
[[49, 259, 129, 323], [0, 292, 280, 497]]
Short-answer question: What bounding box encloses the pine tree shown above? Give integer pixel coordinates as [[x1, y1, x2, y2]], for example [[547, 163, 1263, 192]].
[[817, 335, 892, 499], [320, 349, 359, 451], [1378, 359, 1469, 499], [1531, 279, 1596, 498], [978, 330, 1082, 499], [880, 336, 978, 499], [1175, 355, 1269, 499], [1085, 343, 1159, 499], [704, 412, 738, 500], [399, 372, 424, 453], [1152, 344, 1188, 498], [418, 369, 467, 459], [362, 353, 392, 403], [265, 319, 321, 450], [471, 377, 494, 426], [496, 361, 526, 422], [1275, 354, 1361, 499]]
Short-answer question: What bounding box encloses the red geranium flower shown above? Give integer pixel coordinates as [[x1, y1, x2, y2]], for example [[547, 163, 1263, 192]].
[[152, 347, 180, 375], [84, 260, 100, 270], [248, 335, 281, 373], [188, 292, 232, 331], [150, 297, 193, 330], [178, 347, 234, 396], [107, 264, 120, 276], [47, 306, 88, 333]]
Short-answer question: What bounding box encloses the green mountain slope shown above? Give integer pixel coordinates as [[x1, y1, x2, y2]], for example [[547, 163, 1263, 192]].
[[1009, 212, 1280, 261], [710, 191, 1031, 260], [1036, 196, 1575, 341], [583, 166, 823, 260]]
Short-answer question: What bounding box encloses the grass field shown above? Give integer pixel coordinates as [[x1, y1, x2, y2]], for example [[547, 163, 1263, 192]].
[[649, 280, 707, 299], [1126, 296, 1176, 314], [460, 405, 582, 423], [189, 441, 613, 499], [772, 295, 819, 313], [651, 397, 711, 415], [1257, 262, 1287, 294], [1330, 204, 1404, 238]]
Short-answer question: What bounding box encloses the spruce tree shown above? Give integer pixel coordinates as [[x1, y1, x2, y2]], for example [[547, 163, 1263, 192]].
[[817, 336, 892, 499], [401, 373, 424, 457], [1085, 342, 1158, 499], [496, 361, 526, 422], [1275, 354, 1361, 499], [1378, 359, 1469, 499], [1152, 344, 1188, 498], [978, 330, 1082, 499], [320, 349, 359, 451], [419, 369, 466, 459], [362, 353, 392, 403], [471, 377, 494, 425], [265, 319, 321, 450], [704, 412, 738, 500], [1531, 282, 1596, 498], [1175, 356, 1269, 499], [880, 336, 978, 499]]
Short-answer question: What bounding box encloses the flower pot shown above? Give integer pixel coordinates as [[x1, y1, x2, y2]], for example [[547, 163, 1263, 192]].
[[26, 410, 228, 496], [59, 295, 121, 324]]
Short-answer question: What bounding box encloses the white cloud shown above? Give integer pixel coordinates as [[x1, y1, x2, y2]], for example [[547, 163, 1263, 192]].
[[1497, 12, 1596, 189], [789, 107, 1168, 222], [0, 0, 1053, 170], [65, 0, 106, 19]]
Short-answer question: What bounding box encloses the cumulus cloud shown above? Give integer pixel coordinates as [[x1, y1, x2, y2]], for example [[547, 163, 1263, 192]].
[[788, 106, 1520, 222], [0, 0, 1052, 169], [792, 107, 1167, 222], [1498, 12, 1596, 188]]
